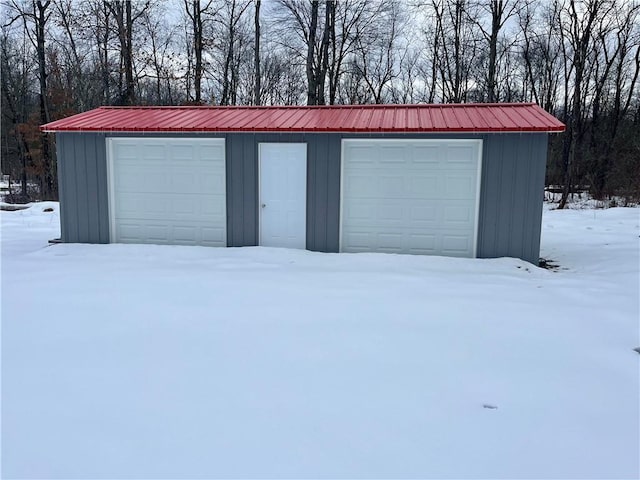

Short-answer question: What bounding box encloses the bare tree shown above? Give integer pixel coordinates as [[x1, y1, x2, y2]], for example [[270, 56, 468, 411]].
[[183, 0, 217, 103], [218, 0, 251, 105], [350, 0, 403, 104], [254, 0, 260, 104], [0, 29, 33, 200], [467, 0, 520, 102], [5, 0, 55, 198], [558, 0, 615, 209]]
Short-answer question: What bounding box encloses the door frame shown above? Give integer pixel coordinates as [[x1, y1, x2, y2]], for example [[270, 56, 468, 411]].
[[339, 138, 483, 257], [257, 142, 308, 248]]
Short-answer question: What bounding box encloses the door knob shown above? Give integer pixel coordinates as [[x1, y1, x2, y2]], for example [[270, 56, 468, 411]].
[[261, 203, 266, 208]]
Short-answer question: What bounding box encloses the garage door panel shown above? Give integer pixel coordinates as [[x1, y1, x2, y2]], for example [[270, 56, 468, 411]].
[[343, 231, 372, 250], [142, 144, 166, 160], [411, 145, 441, 164], [116, 220, 224, 246], [343, 201, 376, 222], [113, 144, 139, 160], [199, 172, 225, 191], [118, 223, 170, 244], [444, 175, 476, 199], [379, 146, 408, 163], [409, 176, 439, 197], [170, 196, 200, 215], [169, 144, 195, 160], [344, 146, 376, 165], [378, 176, 406, 197], [441, 235, 472, 255], [443, 204, 474, 225], [202, 227, 225, 244], [377, 233, 404, 251], [407, 234, 438, 254], [116, 193, 170, 216], [109, 138, 226, 247], [410, 202, 440, 223], [344, 175, 376, 198], [173, 226, 197, 243], [342, 139, 480, 257], [199, 144, 224, 159], [447, 146, 477, 165], [377, 204, 404, 221], [115, 169, 170, 193]]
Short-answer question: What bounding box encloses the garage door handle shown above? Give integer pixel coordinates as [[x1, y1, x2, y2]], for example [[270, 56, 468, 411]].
[[261, 203, 266, 208]]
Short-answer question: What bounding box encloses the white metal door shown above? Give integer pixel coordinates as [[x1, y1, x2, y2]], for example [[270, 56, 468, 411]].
[[259, 143, 307, 249], [108, 138, 226, 246], [341, 139, 482, 257]]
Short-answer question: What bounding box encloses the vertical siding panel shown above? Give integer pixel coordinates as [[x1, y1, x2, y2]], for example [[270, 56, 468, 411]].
[[225, 134, 235, 246], [476, 136, 488, 256], [527, 134, 548, 263], [95, 134, 109, 243], [78, 136, 91, 241], [477, 135, 500, 257], [305, 134, 315, 250], [325, 135, 341, 252], [56, 134, 68, 241], [230, 135, 245, 245], [509, 134, 528, 258], [315, 134, 329, 251], [66, 135, 79, 242], [85, 134, 100, 243], [500, 136, 517, 256], [522, 135, 535, 261], [245, 133, 258, 245]]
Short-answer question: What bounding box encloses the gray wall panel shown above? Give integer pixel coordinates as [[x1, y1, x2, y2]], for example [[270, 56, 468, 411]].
[[474, 133, 548, 263], [65, 134, 79, 242], [310, 134, 329, 251], [226, 133, 243, 245], [55, 134, 68, 241], [325, 135, 342, 252], [75, 136, 89, 241], [526, 134, 548, 262], [84, 135, 100, 243], [95, 134, 109, 243], [56, 133, 110, 244]]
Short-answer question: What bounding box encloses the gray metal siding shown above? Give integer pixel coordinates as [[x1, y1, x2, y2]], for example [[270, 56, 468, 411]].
[[226, 133, 257, 246], [55, 130, 548, 263], [55, 132, 109, 243], [476, 133, 547, 263], [306, 133, 341, 252]]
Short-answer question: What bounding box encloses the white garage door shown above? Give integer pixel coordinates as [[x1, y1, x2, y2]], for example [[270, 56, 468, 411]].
[[341, 139, 482, 257], [107, 138, 226, 246]]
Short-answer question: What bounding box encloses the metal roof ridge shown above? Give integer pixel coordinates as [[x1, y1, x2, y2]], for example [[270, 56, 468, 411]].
[[93, 102, 539, 110]]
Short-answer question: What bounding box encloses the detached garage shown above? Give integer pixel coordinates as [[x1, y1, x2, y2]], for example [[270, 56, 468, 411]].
[[42, 103, 564, 264]]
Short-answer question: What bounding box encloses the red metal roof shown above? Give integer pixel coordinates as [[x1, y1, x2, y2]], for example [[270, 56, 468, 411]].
[[41, 103, 565, 133]]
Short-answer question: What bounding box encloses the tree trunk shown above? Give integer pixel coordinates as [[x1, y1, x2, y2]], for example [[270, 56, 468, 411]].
[[254, 0, 261, 105], [487, 0, 503, 102], [107, 0, 136, 105], [316, 0, 332, 105], [193, 0, 203, 103], [306, 0, 319, 105], [221, 1, 236, 105], [36, 0, 54, 199]]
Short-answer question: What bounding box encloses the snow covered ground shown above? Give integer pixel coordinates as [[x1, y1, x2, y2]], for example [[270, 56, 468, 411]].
[[2, 203, 639, 479]]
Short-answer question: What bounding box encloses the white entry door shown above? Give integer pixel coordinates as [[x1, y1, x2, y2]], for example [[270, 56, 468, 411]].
[[259, 143, 307, 249]]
